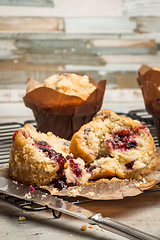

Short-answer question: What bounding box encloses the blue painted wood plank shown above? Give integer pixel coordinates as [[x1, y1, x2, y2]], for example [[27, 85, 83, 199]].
[[0, 33, 120, 40], [0, 0, 53, 7]]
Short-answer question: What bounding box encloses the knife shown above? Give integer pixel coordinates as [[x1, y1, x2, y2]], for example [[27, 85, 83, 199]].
[[0, 176, 158, 240]]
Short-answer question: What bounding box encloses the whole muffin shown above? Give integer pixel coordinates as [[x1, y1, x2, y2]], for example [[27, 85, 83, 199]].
[[23, 73, 106, 140]]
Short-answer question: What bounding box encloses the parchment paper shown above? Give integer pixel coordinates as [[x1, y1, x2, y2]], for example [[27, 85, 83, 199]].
[[1, 149, 160, 200]]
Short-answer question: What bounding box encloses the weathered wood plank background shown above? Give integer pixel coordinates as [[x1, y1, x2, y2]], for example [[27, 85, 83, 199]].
[[0, 0, 159, 117]]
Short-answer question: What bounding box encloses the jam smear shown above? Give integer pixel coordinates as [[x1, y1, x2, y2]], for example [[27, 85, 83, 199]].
[[36, 140, 66, 177], [126, 141, 137, 149], [87, 165, 96, 173], [110, 127, 138, 150], [36, 141, 51, 148], [29, 185, 35, 192], [58, 73, 68, 77], [12, 130, 19, 141], [54, 180, 67, 190], [12, 130, 28, 141], [66, 154, 74, 160], [55, 153, 67, 177], [54, 179, 74, 190], [69, 159, 82, 178], [125, 160, 135, 170]]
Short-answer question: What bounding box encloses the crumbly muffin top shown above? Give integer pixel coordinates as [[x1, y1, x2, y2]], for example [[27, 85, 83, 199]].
[[44, 73, 96, 100]]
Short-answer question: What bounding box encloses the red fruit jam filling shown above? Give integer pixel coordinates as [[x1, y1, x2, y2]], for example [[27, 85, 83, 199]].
[[12, 130, 19, 141], [109, 127, 138, 150], [125, 160, 135, 170], [53, 155, 84, 190], [54, 180, 67, 190], [30, 185, 35, 192], [86, 165, 96, 173], [12, 129, 29, 141], [54, 179, 74, 190], [35, 140, 66, 177], [69, 159, 82, 178]]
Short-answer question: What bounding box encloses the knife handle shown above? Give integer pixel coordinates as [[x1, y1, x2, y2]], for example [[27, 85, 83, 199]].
[[90, 213, 159, 240]]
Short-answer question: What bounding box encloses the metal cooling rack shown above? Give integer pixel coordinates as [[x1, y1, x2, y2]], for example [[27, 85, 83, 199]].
[[128, 109, 159, 148], [0, 109, 160, 218], [0, 122, 23, 167]]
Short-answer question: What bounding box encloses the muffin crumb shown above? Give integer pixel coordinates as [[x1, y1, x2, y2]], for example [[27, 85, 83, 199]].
[[89, 225, 94, 229], [19, 216, 26, 221], [81, 225, 87, 231]]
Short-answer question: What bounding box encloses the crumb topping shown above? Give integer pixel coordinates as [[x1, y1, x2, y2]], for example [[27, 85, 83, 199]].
[[44, 73, 96, 100]]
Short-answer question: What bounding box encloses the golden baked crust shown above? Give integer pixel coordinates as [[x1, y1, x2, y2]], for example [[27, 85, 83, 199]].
[[70, 109, 155, 179], [9, 124, 70, 186], [44, 73, 96, 100]]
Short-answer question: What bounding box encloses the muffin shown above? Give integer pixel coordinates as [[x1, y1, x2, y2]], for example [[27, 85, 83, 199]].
[[23, 73, 106, 140], [9, 124, 91, 187], [137, 64, 160, 146], [70, 109, 155, 180]]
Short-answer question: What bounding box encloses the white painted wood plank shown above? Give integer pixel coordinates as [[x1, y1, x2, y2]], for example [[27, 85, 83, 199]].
[[65, 17, 136, 33], [0, 103, 34, 118], [101, 54, 160, 64], [103, 89, 143, 102], [0, 39, 20, 59], [54, 0, 122, 17], [0, 0, 122, 17], [0, 88, 143, 103], [0, 89, 25, 102], [123, 0, 160, 17], [0, 102, 145, 120], [65, 63, 142, 72], [132, 17, 160, 33], [0, 39, 16, 50], [102, 102, 145, 114], [0, 49, 20, 59]]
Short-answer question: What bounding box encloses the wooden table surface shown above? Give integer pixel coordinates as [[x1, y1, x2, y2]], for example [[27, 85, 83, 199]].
[[0, 188, 160, 240]]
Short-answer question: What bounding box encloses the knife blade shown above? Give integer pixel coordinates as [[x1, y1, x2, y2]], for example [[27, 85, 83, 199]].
[[0, 176, 158, 240]]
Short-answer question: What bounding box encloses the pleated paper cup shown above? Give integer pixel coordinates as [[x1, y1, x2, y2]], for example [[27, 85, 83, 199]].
[[23, 76, 106, 140], [138, 65, 160, 145]]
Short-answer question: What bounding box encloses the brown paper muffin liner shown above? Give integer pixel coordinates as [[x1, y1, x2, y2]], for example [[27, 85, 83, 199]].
[[137, 65, 160, 145], [1, 149, 160, 200], [23, 77, 106, 140]]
